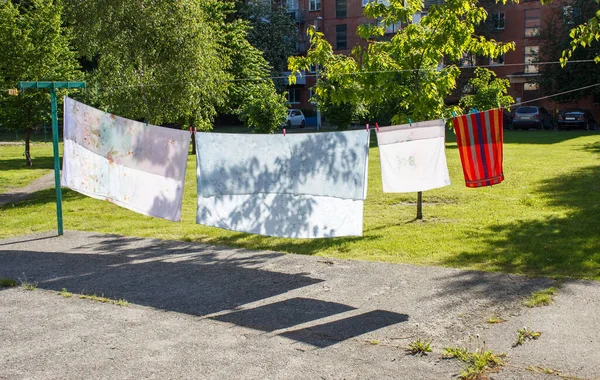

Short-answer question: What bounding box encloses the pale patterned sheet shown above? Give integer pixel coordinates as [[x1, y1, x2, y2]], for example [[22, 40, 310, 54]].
[[195, 130, 370, 238], [61, 97, 190, 221]]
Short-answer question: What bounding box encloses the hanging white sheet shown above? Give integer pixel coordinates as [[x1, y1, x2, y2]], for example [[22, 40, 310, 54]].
[[195, 130, 370, 238], [376, 119, 451, 193], [61, 97, 190, 221]]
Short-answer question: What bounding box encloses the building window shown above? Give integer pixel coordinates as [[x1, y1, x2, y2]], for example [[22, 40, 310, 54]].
[[524, 82, 539, 91], [524, 8, 541, 38], [461, 53, 476, 67], [524, 45, 539, 73], [492, 12, 505, 30], [362, 0, 375, 6], [377, 20, 402, 34], [336, 0, 347, 18], [489, 54, 505, 66], [309, 0, 321, 11], [412, 12, 428, 24], [336, 24, 348, 49], [286, 88, 301, 104]]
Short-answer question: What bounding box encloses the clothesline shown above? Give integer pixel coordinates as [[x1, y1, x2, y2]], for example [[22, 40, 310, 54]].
[[2, 59, 597, 93]]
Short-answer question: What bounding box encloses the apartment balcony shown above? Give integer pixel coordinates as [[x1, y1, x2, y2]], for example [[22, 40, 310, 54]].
[[282, 71, 306, 86]]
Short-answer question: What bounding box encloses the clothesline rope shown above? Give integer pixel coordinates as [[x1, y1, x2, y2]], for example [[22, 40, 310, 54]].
[[2, 59, 597, 93]]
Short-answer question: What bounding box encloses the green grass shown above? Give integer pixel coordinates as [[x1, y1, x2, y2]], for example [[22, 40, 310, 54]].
[[443, 346, 506, 380], [0, 143, 56, 193], [79, 293, 129, 306], [524, 287, 558, 307], [514, 327, 542, 347], [1, 131, 600, 280], [407, 338, 433, 356], [0, 278, 18, 287]]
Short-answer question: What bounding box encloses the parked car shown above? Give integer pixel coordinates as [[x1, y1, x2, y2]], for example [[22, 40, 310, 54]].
[[557, 108, 597, 130], [511, 106, 554, 130], [284, 109, 306, 128]]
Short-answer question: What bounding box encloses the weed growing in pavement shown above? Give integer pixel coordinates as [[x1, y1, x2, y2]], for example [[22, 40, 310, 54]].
[[79, 293, 129, 306], [407, 338, 432, 356], [0, 278, 17, 287], [486, 315, 506, 324], [19, 274, 38, 291], [526, 365, 586, 380], [58, 288, 73, 298], [514, 327, 541, 347], [80, 293, 112, 303], [524, 287, 557, 307], [443, 335, 505, 380]]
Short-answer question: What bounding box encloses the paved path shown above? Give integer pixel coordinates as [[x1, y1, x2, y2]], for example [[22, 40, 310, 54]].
[[0, 171, 55, 206], [1, 231, 599, 379]]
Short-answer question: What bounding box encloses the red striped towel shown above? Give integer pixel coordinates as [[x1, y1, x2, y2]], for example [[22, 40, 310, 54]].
[[452, 109, 504, 188]]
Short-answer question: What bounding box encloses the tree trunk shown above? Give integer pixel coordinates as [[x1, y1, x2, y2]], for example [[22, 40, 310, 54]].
[[25, 128, 33, 167]]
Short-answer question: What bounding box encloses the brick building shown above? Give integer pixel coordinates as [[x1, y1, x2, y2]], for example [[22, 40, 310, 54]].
[[484, 0, 600, 119], [280, 0, 599, 121]]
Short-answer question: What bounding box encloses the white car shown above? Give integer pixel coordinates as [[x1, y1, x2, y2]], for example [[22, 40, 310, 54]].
[[284, 109, 306, 128]]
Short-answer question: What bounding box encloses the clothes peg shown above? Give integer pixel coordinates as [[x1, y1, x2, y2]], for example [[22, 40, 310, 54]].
[[408, 118, 412, 126], [283, 128, 286, 137], [194, 127, 197, 134], [366, 123, 369, 132], [451, 111, 457, 118], [189, 127, 193, 134], [375, 122, 380, 132]]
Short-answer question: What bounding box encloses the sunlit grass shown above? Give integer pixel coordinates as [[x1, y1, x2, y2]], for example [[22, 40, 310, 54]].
[[0, 143, 56, 193], [1, 131, 600, 280]]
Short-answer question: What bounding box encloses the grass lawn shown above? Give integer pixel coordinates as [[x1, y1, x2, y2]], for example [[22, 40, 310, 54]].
[[1, 130, 599, 280], [0, 143, 56, 194]]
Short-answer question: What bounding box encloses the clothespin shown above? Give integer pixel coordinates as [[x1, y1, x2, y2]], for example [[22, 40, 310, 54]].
[[283, 128, 286, 137], [408, 118, 412, 126], [145, 119, 149, 127], [194, 127, 197, 134], [189, 127, 193, 134], [451, 111, 457, 118], [375, 122, 380, 132], [366, 123, 370, 132]]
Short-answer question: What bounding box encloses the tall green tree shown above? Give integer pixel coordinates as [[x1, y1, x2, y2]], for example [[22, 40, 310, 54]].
[[234, 0, 297, 76], [220, 17, 287, 133], [537, 0, 600, 102], [459, 68, 513, 113], [64, 0, 229, 130], [0, 0, 81, 165], [288, 0, 513, 127]]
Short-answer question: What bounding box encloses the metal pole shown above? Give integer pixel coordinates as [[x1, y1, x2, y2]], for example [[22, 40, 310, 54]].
[[50, 85, 64, 235], [416, 191, 423, 220]]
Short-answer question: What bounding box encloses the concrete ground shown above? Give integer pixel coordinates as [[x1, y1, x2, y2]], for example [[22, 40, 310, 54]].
[[1, 231, 599, 380]]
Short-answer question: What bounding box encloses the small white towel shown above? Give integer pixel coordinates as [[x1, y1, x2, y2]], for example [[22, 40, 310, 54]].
[[376, 119, 451, 193]]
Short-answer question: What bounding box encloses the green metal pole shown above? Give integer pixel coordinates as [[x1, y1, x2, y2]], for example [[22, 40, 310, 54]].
[[50, 85, 64, 235]]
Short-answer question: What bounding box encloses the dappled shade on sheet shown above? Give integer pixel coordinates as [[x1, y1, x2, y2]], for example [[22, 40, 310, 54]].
[[195, 130, 370, 238]]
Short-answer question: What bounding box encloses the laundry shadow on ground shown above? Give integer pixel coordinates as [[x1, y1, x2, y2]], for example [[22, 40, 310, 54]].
[[0, 234, 408, 347], [441, 144, 600, 280]]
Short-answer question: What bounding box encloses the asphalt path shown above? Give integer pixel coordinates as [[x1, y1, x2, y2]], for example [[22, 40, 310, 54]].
[[1, 231, 599, 379]]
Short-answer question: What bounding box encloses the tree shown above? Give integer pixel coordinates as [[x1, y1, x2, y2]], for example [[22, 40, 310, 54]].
[[234, 0, 297, 77], [221, 18, 287, 133], [538, 0, 600, 102], [64, 0, 229, 130], [0, 0, 81, 165], [459, 68, 513, 113], [288, 0, 513, 126], [65, 0, 286, 133], [556, 0, 600, 64]]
